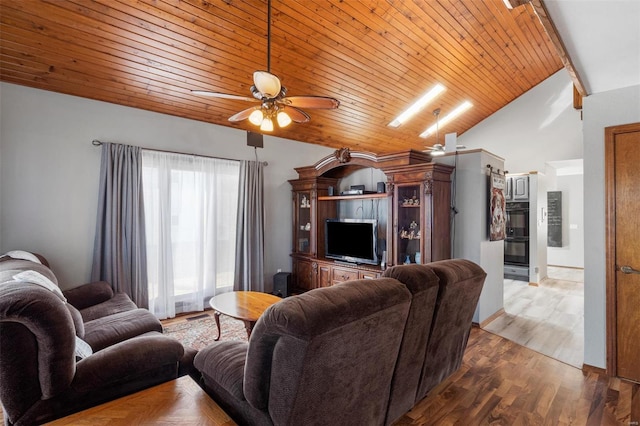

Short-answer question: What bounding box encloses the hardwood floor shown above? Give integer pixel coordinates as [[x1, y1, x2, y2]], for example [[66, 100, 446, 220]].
[[393, 327, 639, 425], [484, 267, 584, 367], [21, 327, 636, 425]]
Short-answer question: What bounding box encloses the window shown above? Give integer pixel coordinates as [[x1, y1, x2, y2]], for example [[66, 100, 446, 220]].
[[141, 150, 240, 319]]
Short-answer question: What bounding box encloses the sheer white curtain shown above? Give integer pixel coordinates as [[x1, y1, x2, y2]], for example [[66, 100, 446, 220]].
[[141, 150, 240, 319]]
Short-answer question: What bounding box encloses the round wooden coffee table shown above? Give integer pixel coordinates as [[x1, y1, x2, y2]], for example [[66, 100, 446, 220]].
[[209, 291, 282, 340]]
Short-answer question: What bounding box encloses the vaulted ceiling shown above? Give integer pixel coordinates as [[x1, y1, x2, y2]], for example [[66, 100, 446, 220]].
[[0, 0, 563, 154]]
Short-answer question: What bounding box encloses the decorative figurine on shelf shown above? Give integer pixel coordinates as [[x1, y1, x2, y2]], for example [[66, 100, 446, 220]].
[[415, 252, 421, 264], [409, 221, 419, 239], [300, 195, 310, 208], [400, 227, 409, 239], [404, 254, 411, 264]]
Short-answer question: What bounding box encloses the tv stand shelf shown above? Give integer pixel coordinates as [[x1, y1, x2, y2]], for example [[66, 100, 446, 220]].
[[289, 149, 453, 292], [317, 193, 387, 202], [291, 254, 383, 292]]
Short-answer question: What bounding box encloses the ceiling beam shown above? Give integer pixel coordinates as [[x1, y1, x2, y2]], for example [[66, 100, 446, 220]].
[[503, 0, 587, 97], [529, 0, 589, 97], [502, 0, 531, 9]]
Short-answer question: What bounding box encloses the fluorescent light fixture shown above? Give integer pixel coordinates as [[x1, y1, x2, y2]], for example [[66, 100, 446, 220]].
[[388, 84, 445, 128], [419, 101, 473, 138]]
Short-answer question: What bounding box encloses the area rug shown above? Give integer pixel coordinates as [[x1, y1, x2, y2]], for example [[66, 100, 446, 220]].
[[163, 314, 247, 351]]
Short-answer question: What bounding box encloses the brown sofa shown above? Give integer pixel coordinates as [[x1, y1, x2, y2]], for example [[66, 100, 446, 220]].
[[0, 253, 192, 426], [194, 258, 486, 426], [383, 259, 486, 423]]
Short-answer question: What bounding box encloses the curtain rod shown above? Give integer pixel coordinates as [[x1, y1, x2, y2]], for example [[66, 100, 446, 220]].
[[91, 140, 268, 166]]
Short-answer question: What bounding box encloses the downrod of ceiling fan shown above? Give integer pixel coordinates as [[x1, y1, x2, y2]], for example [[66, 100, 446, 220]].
[[433, 108, 441, 145], [267, 0, 272, 73]]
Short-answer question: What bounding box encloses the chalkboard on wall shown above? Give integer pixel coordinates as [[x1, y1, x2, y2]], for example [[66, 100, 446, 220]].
[[547, 191, 562, 247]]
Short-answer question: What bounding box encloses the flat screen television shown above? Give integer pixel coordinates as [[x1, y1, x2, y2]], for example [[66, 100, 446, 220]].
[[325, 219, 378, 265]]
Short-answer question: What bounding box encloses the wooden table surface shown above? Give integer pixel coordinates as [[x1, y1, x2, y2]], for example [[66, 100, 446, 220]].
[[45, 376, 236, 425], [209, 291, 281, 322]]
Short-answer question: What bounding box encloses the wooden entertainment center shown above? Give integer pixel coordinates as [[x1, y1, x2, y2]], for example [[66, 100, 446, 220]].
[[289, 149, 454, 292]]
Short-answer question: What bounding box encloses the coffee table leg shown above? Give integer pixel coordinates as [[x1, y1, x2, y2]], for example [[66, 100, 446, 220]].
[[214, 311, 222, 341], [244, 321, 256, 340]]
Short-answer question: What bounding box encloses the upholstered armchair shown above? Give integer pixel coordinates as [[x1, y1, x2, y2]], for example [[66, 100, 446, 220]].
[[0, 254, 188, 425], [194, 278, 413, 426]]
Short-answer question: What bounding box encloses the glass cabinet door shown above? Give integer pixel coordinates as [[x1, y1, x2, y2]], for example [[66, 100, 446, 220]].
[[295, 192, 312, 254], [396, 184, 422, 265]]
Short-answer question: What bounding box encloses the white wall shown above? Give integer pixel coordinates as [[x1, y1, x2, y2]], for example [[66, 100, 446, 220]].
[[457, 70, 583, 174], [0, 83, 333, 290], [436, 150, 505, 325], [582, 83, 640, 369], [546, 171, 584, 268], [528, 172, 548, 284]]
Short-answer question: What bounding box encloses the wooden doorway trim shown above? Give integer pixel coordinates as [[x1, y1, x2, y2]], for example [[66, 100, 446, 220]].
[[604, 121, 640, 375]]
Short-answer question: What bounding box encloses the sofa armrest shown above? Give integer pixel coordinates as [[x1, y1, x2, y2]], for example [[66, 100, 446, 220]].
[[194, 341, 249, 400], [63, 281, 114, 310], [72, 332, 184, 393]]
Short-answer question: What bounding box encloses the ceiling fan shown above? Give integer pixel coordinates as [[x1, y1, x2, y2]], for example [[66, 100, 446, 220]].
[[191, 0, 339, 132], [425, 143, 467, 156], [424, 108, 466, 156]]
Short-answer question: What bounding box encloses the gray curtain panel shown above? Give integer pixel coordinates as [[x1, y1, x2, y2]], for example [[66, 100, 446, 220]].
[[91, 142, 148, 308], [234, 160, 265, 292]]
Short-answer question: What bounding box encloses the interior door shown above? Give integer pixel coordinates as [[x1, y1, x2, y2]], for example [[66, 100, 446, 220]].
[[606, 122, 640, 383]]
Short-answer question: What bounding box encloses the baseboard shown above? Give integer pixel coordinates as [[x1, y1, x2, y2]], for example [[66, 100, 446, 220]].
[[582, 363, 606, 375], [548, 264, 584, 270], [476, 308, 505, 328]]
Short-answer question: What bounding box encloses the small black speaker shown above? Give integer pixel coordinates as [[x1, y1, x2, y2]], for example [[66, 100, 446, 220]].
[[377, 181, 386, 193], [273, 272, 291, 298], [247, 131, 264, 148]]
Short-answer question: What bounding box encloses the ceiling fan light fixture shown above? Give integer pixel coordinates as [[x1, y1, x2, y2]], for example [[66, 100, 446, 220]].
[[191, 0, 339, 130], [388, 83, 446, 128], [260, 117, 274, 132], [248, 109, 264, 126], [419, 101, 473, 138], [277, 110, 292, 127], [253, 71, 281, 98]]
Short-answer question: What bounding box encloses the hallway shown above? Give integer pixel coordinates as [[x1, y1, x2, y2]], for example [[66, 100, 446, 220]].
[[483, 266, 584, 367]]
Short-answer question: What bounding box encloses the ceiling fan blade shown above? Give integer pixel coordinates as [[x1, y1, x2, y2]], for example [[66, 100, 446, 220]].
[[253, 71, 281, 98], [191, 90, 259, 103], [228, 106, 260, 122], [284, 106, 311, 123], [282, 96, 340, 109]]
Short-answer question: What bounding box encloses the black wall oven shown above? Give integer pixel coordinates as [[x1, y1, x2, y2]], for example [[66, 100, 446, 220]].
[[504, 202, 530, 280], [505, 202, 529, 238], [504, 237, 529, 266]]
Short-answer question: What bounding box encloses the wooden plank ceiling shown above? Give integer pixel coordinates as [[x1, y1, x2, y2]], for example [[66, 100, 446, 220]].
[[0, 0, 562, 154]]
